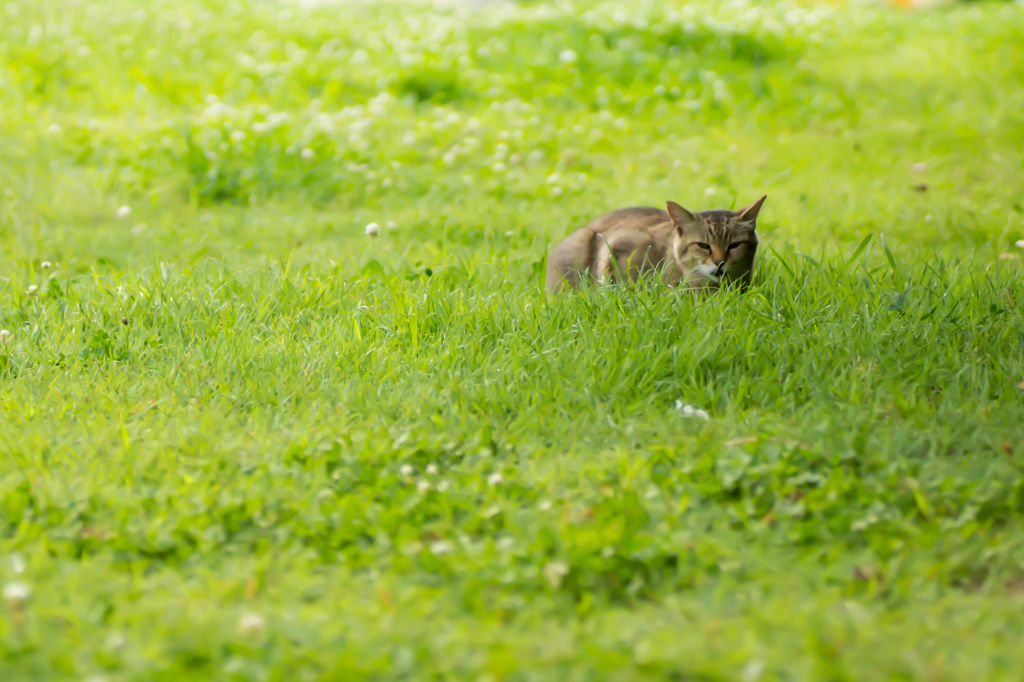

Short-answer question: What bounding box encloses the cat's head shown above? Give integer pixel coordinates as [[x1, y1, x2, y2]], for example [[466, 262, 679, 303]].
[[667, 195, 765, 288]]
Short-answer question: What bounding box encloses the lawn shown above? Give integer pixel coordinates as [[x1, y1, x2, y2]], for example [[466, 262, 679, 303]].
[[2, 0, 1024, 679]]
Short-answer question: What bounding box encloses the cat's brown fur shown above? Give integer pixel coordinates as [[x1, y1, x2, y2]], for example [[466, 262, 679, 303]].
[[545, 196, 766, 293]]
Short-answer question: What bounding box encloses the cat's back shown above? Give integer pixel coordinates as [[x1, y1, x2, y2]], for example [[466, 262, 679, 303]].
[[586, 207, 673, 240]]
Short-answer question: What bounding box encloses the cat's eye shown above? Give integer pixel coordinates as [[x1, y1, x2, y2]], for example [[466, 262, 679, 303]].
[[727, 241, 752, 251], [694, 242, 711, 251]]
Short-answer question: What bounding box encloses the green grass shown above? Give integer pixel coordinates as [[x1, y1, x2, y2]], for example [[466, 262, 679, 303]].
[[2, 0, 1024, 679]]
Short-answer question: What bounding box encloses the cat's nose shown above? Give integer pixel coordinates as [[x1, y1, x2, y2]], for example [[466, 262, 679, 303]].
[[712, 261, 726, 276]]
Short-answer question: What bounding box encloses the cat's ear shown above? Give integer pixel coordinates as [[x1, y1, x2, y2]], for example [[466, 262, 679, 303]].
[[737, 195, 767, 223], [666, 201, 696, 232]]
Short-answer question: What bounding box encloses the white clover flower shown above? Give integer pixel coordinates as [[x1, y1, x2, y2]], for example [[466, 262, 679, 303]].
[[301, 148, 315, 162], [48, 124, 62, 135], [416, 480, 431, 495], [487, 472, 504, 486], [0, 330, 12, 342], [704, 188, 716, 197], [675, 401, 710, 421], [399, 463, 413, 477], [117, 206, 132, 219], [430, 540, 451, 555], [505, 231, 514, 238], [40, 261, 51, 269], [426, 463, 438, 475], [26, 285, 38, 295], [365, 223, 381, 238], [1016, 240, 1024, 248], [2, 582, 30, 604], [559, 49, 578, 64], [925, 215, 933, 222], [543, 561, 569, 588], [237, 612, 265, 636], [539, 499, 552, 511]]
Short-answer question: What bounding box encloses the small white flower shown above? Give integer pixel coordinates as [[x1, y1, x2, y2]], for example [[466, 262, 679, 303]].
[[437, 480, 451, 493], [48, 124, 62, 135], [924, 215, 933, 222], [399, 463, 413, 477], [426, 463, 439, 476], [0, 330, 11, 342], [559, 49, 578, 64], [26, 285, 38, 295], [237, 612, 265, 636], [117, 206, 132, 220], [365, 222, 381, 238], [1016, 240, 1024, 248], [40, 261, 52, 269], [912, 162, 927, 172], [539, 499, 552, 511], [301, 148, 315, 162], [2, 582, 30, 604], [430, 540, 451, 555], [386, 221, 397, 230], [675, 401, 709, 420], [487, 472, 504, 486], [416, 480, 431, 495], [504, 231, 514, 238], [543, 560, 569, 588], [704, 188, 716, 197]]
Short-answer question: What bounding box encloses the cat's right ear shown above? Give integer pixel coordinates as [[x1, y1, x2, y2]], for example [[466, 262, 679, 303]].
[[666, 201, 696, 233]]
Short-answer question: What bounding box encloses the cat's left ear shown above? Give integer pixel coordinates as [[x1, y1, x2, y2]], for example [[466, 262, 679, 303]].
[[737, 195, 767, 223], [666, 201, 696, 233]]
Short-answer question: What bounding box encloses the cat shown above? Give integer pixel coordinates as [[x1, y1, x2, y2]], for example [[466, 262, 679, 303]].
[[545, 196, 766, 293]]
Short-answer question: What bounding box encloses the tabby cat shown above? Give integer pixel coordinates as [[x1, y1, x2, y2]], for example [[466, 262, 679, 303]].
[[545, 196, 766, 293]]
